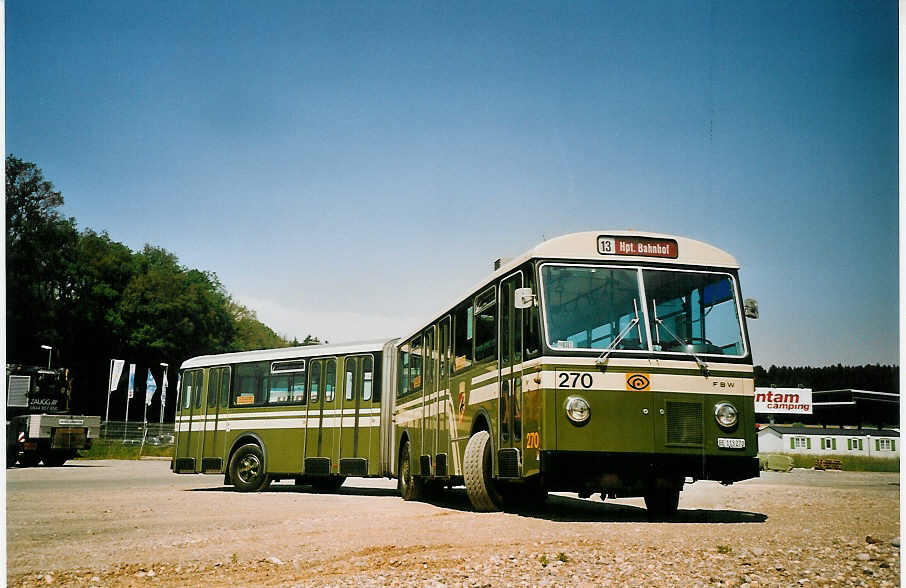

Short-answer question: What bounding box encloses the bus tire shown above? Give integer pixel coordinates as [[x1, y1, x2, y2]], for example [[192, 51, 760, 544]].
[[398, 440, 423, 501], [7, 445, 18, 467], [464, 430, 504, 512], [644, 488, 680, 520], [229, 443, 270, 492]]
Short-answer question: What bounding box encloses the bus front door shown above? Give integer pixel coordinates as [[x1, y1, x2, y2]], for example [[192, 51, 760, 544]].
[[422, 327, 436, 475], [338, 355, 377, 477], [303, 360, 324, 474], [498, 273, 524, 478]]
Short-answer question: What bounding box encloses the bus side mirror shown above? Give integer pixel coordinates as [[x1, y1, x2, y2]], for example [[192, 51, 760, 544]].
[[744, 298, 759, 319], [514, 287, 535, 309]]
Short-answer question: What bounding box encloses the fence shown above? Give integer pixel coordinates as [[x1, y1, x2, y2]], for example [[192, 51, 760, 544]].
[[100, 421, 175, 446]]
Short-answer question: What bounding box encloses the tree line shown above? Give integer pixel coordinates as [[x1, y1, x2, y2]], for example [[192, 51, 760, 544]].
[[754, 364, 898, 394], [6, 155, 321, 421]]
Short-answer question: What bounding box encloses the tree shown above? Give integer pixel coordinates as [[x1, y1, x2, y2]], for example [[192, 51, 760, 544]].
[[228, 300, 290, 351], [6, 155, 79, 363]]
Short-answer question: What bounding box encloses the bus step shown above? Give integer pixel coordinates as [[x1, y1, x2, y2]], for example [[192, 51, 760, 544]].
[[435, 453, 448, 476], [498, 448, 520, 478], [305, 457, 331, 475], [339, 458, 367, 476], [202, 457, 223, 473]]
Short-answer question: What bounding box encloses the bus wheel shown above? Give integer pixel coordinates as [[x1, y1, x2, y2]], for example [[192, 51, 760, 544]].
[[229, 444, 270, 492], [313, 476, 346, 493], [644, 488, 680, 520], [7, 446, 18, 467], [464, 430, 504, 512], [398, 440, 423, 501]]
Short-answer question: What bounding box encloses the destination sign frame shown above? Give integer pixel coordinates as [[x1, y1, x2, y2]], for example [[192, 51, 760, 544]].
[[597, 235, 678, 259]]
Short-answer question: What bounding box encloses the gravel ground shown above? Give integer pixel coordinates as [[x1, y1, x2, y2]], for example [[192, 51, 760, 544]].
[[6, 460, 900, 587]]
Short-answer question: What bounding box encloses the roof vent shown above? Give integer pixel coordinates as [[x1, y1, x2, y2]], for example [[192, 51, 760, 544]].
[[493, 257, 510, 271]]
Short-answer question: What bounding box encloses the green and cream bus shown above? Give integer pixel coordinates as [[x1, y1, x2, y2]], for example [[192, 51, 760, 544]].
[[174, 231, 760, 517]]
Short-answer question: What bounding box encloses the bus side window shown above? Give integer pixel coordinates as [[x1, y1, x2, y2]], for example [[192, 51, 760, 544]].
[[269, 374, 290, 403], [410, 337, 423, 395], [219, 367, 230, 408], [398, 346, 410, 400], [325, 359, 336, 402], [524, 269, 541, 359], [309, 360, 321, 402], [345, 359, 355, 401], [453, 301, 473, 372], [193, 371, 203, 409], [362, 356, 373, 401], [181, 372, 192, 410], [474, 287, 497, 363], [207, 369, 219, 408], [291, 372, 306, 404]]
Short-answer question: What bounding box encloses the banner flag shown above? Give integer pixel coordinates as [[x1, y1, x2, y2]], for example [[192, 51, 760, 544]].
[[145, 371, 157, 406], [109, 359, 125, 392], [128, 364, 136, 399], [161, 370, 169, 406]]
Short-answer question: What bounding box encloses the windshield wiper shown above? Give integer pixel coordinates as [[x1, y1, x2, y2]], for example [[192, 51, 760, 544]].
[[652, 299, 709, 377], [596, 299, 640, 368]]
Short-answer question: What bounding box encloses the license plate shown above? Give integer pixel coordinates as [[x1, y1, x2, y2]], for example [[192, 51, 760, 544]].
[[717, 437, 745, 449]]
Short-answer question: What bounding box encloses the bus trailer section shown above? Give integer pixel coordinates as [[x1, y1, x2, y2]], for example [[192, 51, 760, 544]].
[[173, 231, 760, 518]]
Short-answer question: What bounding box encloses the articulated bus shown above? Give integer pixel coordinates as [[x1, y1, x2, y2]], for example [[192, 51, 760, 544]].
[[174, 231, 760, 517]]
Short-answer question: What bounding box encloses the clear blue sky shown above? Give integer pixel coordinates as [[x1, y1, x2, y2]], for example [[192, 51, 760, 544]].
[[7, 1, 897, 367]]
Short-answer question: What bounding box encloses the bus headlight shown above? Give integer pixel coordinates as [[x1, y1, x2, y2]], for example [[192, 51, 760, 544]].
[[565, 396, 591, 425], [714, 402, 738, 429]]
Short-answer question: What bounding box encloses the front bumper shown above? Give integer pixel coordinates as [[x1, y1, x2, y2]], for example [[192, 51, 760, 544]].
[[540, 450, 759, 491]]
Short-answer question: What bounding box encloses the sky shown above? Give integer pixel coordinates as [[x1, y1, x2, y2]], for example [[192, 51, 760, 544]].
[[6, 1, 898, 367]]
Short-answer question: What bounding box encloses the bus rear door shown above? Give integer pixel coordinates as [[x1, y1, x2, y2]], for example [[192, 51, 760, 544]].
[[201, 366, 229, 473], [174, 369, 203, 473]]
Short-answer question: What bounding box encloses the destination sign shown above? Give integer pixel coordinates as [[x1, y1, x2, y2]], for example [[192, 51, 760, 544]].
[[597, 235, 678, 259]]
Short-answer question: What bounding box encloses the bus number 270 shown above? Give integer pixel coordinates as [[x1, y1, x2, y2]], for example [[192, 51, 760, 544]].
[[557, 372, 593, 389]]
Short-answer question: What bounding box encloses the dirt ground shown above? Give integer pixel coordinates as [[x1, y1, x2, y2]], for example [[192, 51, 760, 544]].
[[6, 459, 900, 587]]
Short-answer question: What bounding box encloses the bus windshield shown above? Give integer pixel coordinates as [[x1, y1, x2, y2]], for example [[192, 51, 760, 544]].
[[540, 265, 745, 356]]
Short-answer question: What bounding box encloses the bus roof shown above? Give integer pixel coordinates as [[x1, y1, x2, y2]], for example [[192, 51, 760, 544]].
[[179, 338, 397, 370], [397, 230, 740, 344], [507, 230, 739, 271]]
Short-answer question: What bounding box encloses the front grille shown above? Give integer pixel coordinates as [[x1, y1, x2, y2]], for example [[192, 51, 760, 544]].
[[305, 457, 331, 475], [666, 401, 703, 445]]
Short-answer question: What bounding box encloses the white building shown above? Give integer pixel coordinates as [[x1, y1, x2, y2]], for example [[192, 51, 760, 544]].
[[757, 426, 899, 457]]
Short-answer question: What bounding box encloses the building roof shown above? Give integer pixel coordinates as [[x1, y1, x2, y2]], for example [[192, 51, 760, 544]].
[[759, 425, 899, 438]]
